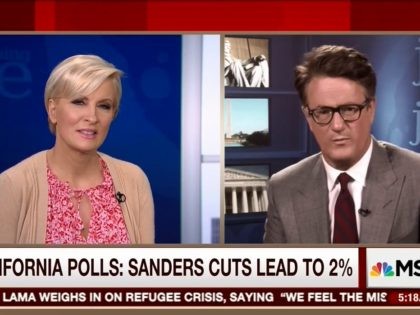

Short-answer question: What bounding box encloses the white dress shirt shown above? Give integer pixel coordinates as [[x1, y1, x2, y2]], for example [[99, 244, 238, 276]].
[[322, 139, 373, 242]]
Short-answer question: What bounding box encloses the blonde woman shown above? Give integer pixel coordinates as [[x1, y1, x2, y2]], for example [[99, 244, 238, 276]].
[[0, 55, 154, 244]]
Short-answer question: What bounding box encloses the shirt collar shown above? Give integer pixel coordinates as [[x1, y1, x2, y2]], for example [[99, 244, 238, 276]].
[[322, 138, 373, 191]]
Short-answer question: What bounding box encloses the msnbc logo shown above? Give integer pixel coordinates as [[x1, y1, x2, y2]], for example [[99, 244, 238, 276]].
[[370, 262, 395, 277]]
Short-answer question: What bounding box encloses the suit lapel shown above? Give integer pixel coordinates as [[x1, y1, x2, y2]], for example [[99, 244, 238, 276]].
[[359, 140, 400, 243], [293, 156, 330, 243]]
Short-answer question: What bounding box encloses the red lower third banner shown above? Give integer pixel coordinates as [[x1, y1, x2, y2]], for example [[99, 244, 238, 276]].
[[0, 247, 420, 308]]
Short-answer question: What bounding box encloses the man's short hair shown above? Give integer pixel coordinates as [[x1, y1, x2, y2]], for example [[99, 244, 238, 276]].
[[294, 45, 376, 106]]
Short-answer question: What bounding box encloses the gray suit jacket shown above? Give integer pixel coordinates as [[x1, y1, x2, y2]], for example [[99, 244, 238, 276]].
[[264, 139, 420, 243]]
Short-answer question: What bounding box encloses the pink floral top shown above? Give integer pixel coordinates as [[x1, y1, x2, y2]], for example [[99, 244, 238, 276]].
[[45, 158, 130, 244]]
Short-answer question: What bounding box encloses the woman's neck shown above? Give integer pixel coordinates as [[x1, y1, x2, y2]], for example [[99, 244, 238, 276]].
[[47, 146, 103, 190]]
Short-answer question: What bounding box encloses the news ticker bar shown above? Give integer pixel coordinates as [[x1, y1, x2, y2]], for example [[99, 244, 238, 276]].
[[0, 287, 419, 307], [0, 247, 420, 307]]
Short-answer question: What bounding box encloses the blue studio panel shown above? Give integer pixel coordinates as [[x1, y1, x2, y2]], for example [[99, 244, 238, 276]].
[[0, 35, 181, 243]]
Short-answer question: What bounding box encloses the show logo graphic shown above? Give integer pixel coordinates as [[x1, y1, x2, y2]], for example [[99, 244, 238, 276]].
[[410, 38, 420, 147], [370, 260, 420, 278], [0, 48, 32, 99], [370, 262, 395, 277], [410, 101, 420, 146]]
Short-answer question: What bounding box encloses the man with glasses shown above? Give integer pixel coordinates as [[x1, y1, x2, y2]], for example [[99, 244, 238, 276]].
[[264, 45, 420, 243]]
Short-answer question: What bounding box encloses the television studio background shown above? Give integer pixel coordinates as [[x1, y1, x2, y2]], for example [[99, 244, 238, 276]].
[[224, 35, 420, 243], [0, 34, 221, 244]]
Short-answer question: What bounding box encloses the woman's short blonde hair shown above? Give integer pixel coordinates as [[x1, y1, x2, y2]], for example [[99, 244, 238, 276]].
[[44, 54, 123, 134]]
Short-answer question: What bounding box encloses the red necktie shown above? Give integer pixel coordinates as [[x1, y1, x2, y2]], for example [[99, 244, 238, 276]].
[[332, 173, 359, 243]]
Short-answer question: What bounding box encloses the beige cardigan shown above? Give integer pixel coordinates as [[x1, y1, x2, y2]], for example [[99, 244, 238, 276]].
[[0, 151, 154, 244]]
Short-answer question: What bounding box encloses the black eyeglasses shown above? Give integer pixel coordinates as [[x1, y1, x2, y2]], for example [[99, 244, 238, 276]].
[[305, 98, 371, 125]]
